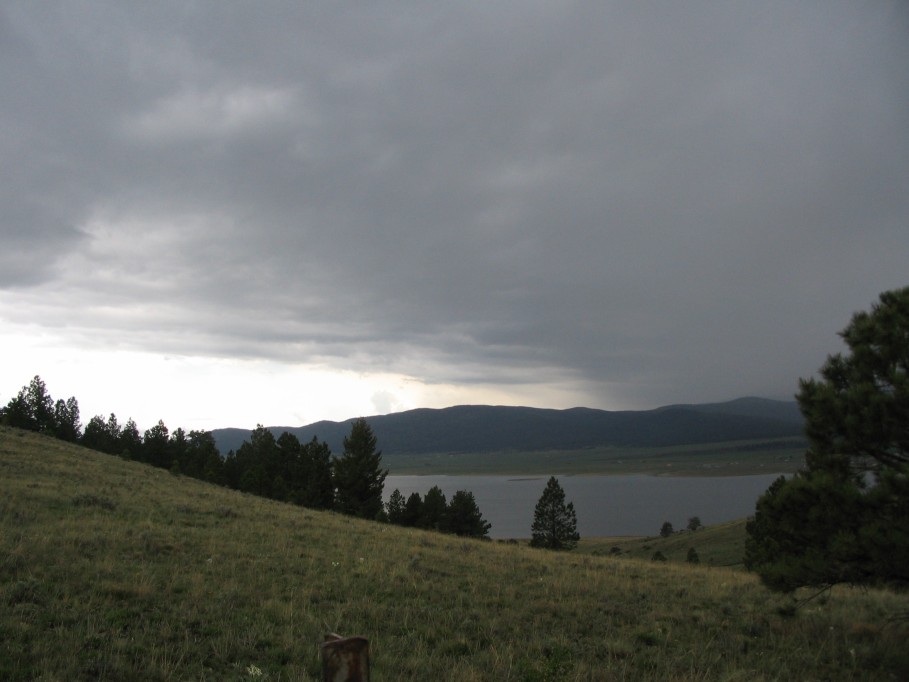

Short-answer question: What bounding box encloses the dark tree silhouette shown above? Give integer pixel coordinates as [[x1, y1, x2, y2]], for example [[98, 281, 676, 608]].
[[420, 485, 447, 530], [333, 418, 387, 519], [402, 492, 423, 527], [385, 489, 406, 524], [81, 413, 122, 455], [746, 286, 909, 592], [443, 490, 491, 538], [530, 477, 579, 550], [53, 397, 81, 442], [2, 376, 61, 434]]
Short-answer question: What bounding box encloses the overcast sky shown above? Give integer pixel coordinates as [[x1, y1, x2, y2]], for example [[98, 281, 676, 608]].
[[2, 2, 907, 432]]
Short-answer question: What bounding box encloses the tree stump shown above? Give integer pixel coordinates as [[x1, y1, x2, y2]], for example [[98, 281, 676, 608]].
[[320, 633, 370, 682]]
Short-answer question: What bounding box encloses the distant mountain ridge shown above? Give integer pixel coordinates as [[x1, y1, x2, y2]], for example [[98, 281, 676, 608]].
[[212, 397, 804, 456]]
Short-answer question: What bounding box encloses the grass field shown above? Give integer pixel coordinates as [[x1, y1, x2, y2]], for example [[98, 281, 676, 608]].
[[382, 439, 806, 476], [2, 426, 907, 680], [577, 519, 750, 569]]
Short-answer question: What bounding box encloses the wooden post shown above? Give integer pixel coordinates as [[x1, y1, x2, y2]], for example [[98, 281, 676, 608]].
[[320, 633, 370, 682]]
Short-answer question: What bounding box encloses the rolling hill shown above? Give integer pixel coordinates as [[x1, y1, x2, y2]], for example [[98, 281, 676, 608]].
[[2, 426, 906, 680], [212, 397, 805, 456]]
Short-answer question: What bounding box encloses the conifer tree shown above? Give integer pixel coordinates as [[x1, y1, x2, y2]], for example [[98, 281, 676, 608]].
[[81, 413, 122, 455], [235, 425, 278, 498], [420, 485, 447, 530], [401, 492, 423, 527], [442, 490, 491, 538], [301, 436, 335, 509], [26, 376, 55, 433], [119, 418, 143, 459], [530, 476, 579, 550], [53, 397, 81, 442], [745, 286, 909, 592], [143, 420, 171, 470], [333, 418, 387, 519], [187, 429, 222, 483], [1, 389, 32, 430], [3, 376, 55, 433], [385, 489, 406, 524]]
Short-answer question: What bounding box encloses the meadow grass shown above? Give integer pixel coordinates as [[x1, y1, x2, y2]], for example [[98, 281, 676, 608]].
[[578, 519, 750, 568], [2, 426, 907, 680]]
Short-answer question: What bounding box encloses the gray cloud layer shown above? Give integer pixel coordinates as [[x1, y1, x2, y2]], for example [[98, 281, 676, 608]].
[[2, 1, 908, 408]]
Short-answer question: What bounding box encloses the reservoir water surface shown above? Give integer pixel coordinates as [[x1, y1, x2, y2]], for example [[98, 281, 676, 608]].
[[384, 474, 781, 539]]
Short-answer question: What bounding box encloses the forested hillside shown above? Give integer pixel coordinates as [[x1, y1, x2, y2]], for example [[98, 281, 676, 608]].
[[213, 398, 805, 456]]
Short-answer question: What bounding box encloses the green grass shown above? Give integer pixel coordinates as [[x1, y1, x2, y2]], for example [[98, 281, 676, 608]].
[[2, 426, 907, 680], [383, 439, 806, 476], [577, 519, 750, 568]]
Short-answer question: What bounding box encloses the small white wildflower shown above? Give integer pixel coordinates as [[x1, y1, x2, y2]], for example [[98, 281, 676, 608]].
[[246, 664, 263, 677]]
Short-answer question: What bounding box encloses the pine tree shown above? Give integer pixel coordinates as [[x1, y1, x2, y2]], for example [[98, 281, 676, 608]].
[[333, 418, 387, 519], [745, 286, 909, 592], [385, 489, 406, 524], [302, 437, 335, 510], [402, 492, 423, 527], [3, 376, 54, 432], [81, 413, 122, 455], [143, 420, 171, 470], [420, 485, 447, 530], [119, 418, 143, 459], [277, 431, 304, 503], [187, 430, 222, 483], [53, 397, 81, 442], [442, 490, 491, 538], [235, 425, 277, 497], [1, 389, 32, 430], [530, 476, 579, 550], [26, 376, 55, 433]]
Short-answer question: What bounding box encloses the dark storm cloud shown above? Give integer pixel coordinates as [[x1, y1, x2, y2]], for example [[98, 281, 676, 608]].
[[2, 1, 908, 408]]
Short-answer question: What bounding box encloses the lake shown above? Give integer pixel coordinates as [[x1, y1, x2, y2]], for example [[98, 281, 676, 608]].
[[384, 474, 782, 538]]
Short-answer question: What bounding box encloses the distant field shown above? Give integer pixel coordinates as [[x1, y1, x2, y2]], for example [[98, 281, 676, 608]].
[[3, 427, 905, 681], [383, 438, 807, 476], [577, 519, 750, 568]]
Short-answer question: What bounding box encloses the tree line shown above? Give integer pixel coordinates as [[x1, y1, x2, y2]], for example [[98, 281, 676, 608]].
[[385, 486, 491, 537], [1, 377, 229, 484], [0, 375, 591, 546], [0, 379, 493, 537]]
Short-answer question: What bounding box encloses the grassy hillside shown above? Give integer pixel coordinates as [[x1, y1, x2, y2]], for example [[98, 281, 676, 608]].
[[2, 426, 907, 681], [578, 519, 750, 568]]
